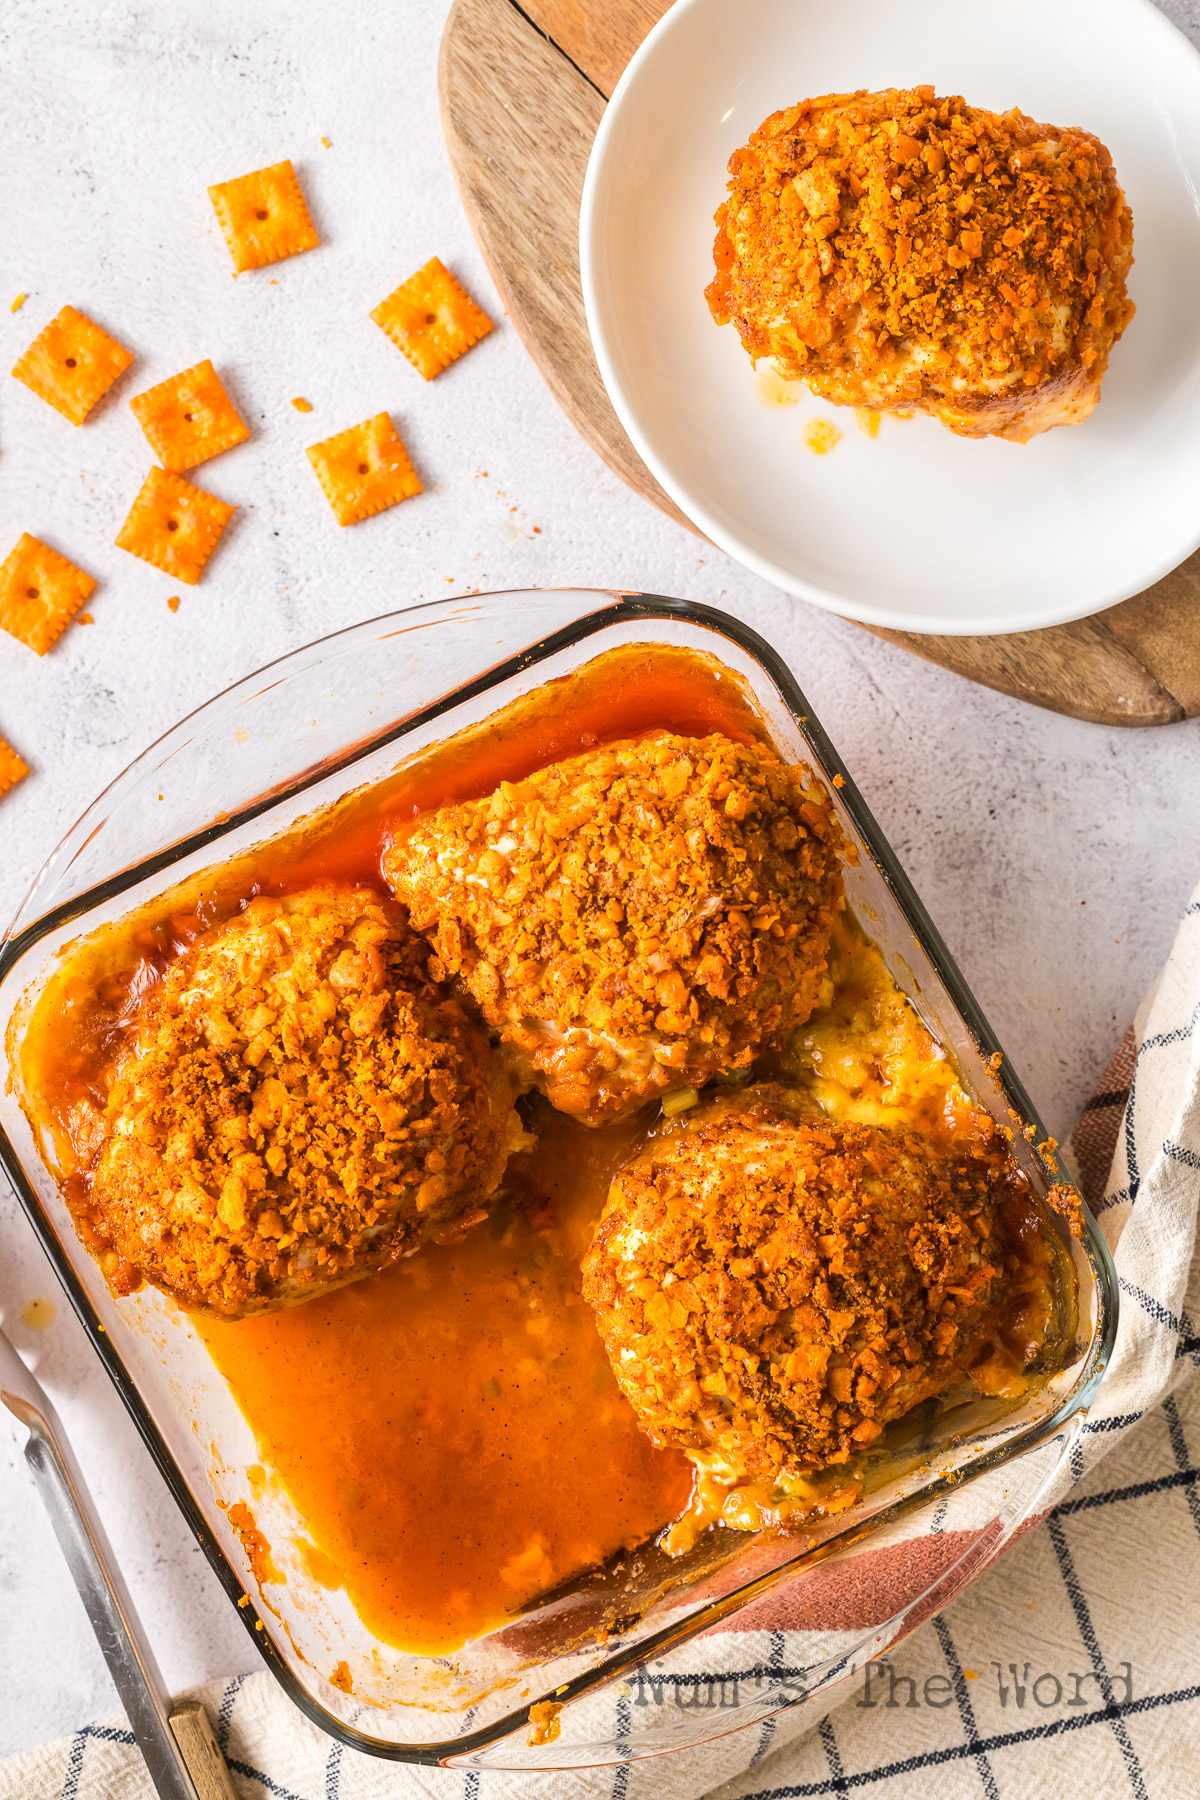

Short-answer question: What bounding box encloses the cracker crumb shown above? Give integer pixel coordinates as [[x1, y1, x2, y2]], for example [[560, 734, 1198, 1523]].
[[10, 293, 26, 313], [167, 595, 181, 612], [291, 397, 313, 412], [527, 1701, 562, 1746]]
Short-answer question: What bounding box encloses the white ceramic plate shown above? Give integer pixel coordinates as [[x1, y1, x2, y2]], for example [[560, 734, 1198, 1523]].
[[580, 0, 1200, 635]]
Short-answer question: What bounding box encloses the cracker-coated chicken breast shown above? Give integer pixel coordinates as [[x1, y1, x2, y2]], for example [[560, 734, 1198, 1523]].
[[581, 1090, 1009, 1483], [90, 887, 526, 1316], [706, 88, 1134, 441], [384, 733, 843, 1125]]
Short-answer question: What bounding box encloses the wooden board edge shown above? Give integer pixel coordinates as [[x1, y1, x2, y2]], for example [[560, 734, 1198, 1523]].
[[438, 0, 697, 535], [866, 617, 1186, 727]]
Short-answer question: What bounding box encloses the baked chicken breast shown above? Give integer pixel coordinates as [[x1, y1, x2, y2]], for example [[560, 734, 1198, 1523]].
[[706, 88, 1134, 441], [582, 1090, 1010, 1483], [384, 732, 843, 1126], [90, 887, 526, 1316]]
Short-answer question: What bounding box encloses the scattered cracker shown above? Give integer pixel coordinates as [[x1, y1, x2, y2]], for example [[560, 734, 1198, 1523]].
[[12, 305, 133, 425], [0, 533, 96, 653], [11, 293, 26, 313], [208, 161, 319, 273], [0, 736, 29, 800], [167, 595, 181, 612], [291, 396, 313, 412], [78, 612, 94, 625], [306, 412, 422, 525], [320, 136, 331, 148], [370, 257, 492, 380], [130, 359, 249, 471], [115, 467, 236, 585]]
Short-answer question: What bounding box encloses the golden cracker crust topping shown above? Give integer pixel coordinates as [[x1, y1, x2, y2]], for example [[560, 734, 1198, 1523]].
[[385, 732, 843, 1124], [707, 88, 1134, 439], [582, 1094, 1008, 1480], [90, 887, 521, 1316]]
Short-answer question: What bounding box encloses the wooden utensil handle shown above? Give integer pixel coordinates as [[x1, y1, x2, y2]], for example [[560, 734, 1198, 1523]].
[[169, 1701, 241, 1800]]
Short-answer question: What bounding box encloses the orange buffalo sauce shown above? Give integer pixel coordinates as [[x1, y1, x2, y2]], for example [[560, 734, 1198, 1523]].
[[199, 1110, 691, 1654]]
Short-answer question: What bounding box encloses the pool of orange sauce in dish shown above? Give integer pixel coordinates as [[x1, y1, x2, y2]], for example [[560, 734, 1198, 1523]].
[[199, 1110, 691, 1655]]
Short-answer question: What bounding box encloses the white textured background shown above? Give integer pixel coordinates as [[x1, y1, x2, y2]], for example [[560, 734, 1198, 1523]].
[[1, 0, 1199, 1762]]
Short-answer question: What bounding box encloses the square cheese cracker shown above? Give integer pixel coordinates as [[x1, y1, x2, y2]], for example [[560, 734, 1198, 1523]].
[[208, 161, 319, 273], [370, 258, 492, 380], [115, 467, 236, 584], [0, 533, 96, 653], [0, 735, 29, 800], [12, 305, 133, 424], [130, 360, 249, 470], [306, 413, 422, 525]]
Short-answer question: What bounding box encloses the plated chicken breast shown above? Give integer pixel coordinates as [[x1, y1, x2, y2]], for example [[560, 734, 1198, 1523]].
[[581, 1090, 1011, 1485], [706, 88, 1134, 441], [384, 732, 843, 1125], [89, 887, 526, 1316]]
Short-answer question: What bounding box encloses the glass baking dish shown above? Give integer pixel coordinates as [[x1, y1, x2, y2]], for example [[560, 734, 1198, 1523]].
[[0, 590, 1117, 1770]]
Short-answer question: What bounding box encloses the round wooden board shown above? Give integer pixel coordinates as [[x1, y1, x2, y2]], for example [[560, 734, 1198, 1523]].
[[439, 0, 1200, 726]]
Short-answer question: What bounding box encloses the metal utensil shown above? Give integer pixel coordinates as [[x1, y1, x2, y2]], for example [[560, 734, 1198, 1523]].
[[0, 1324, 238, 1800]]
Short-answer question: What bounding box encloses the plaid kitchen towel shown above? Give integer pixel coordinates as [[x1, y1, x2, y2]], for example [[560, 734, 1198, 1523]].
[[3, 881, 1199, 1800]]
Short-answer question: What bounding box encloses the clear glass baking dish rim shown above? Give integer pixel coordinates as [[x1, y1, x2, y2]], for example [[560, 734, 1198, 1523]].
[[0, 589, 1120, 1765]]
